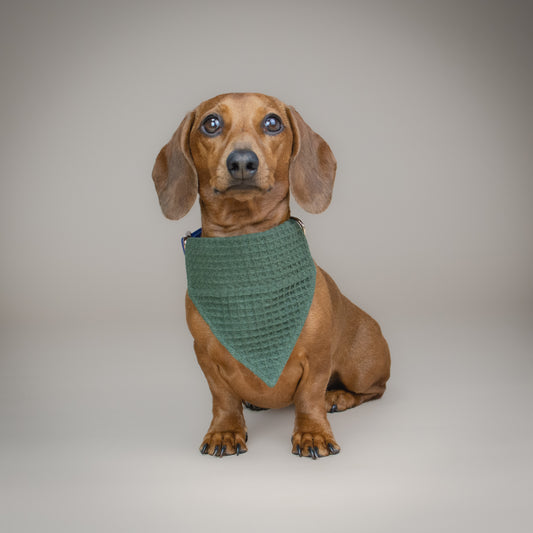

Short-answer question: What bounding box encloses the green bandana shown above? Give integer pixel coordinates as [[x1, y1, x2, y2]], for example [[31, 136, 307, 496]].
[[184, 218, 316, 387]]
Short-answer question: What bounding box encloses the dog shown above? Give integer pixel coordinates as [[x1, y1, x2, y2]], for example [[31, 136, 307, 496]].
[[152, 93, 390, 459]]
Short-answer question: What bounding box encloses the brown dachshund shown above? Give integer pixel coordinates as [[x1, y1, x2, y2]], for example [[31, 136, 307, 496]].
[[152, 93, 390, 459]]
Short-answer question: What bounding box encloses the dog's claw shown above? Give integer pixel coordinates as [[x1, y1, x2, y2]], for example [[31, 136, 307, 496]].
[[201, 443, 209, 454], [213, 445, 219, 457], [220, 445, 227, 457], [236, 444, 241, 456], [329, 404, 338, 413], [327, 443, 340, 455]]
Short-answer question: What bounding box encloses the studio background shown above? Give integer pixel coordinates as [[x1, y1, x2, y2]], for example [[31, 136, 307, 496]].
[[1, 1, 532, 532]]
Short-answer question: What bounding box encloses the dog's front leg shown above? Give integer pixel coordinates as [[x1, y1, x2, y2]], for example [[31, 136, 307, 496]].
[[291, 357, 340, 459], [194, 342, 248, 458]]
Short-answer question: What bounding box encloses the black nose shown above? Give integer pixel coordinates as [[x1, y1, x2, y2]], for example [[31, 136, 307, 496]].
[[226, 150, 259, 180]]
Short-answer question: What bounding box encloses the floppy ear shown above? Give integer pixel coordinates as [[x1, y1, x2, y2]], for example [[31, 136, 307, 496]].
[[286, 106, 337, 213], [152, 112, 197, 220]]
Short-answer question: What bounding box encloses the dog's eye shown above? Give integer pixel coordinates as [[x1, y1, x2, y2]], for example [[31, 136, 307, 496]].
[[201, 114, 223, 136], [262, 114, 284, 135]]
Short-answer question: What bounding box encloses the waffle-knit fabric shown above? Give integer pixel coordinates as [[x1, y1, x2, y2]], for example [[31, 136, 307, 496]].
[[184, 219, 316, 387]]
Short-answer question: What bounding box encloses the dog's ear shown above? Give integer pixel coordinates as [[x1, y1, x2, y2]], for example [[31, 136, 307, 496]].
[[152, 112, 197, 220], [286, 106, 337, 214]]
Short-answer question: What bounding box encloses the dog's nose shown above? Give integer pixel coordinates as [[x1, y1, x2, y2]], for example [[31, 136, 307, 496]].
[[226, 150, 259, 180]]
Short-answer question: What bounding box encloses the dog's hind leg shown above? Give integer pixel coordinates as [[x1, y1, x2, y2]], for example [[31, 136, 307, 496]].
[[325, 299, 391, 414]]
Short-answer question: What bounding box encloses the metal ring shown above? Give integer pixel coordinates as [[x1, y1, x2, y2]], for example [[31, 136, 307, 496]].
[[290, 216, 306, 235]]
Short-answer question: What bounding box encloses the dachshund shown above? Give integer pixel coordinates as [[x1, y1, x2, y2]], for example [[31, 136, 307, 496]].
[[152, 93, 390, 459]]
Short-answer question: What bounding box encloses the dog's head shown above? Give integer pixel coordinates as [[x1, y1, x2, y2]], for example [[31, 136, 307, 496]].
[[152, 93, 336, 229]]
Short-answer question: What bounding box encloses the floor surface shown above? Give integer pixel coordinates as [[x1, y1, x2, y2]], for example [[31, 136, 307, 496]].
[[1, 309, 532, 532]]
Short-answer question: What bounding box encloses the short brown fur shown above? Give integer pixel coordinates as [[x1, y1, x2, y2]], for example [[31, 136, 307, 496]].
[[152, 93, 390, 458]]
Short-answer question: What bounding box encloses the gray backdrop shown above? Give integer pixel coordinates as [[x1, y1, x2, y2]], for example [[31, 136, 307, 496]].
[[1, 1, 532, 532]]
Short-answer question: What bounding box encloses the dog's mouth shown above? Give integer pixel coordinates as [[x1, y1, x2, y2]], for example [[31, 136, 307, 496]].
[[214, 182, 271, 194]]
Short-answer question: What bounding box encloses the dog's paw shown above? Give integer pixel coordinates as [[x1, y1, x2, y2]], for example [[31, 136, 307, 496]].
[[325, 390, 359, 413], [243, 401, 269, 411], [291, 432, 340, 459], [199, 430, 248, 458]]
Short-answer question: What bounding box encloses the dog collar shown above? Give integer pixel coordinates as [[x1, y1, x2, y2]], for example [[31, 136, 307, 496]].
[[181, 217, 306, 252], [182, 218, 316, 387]]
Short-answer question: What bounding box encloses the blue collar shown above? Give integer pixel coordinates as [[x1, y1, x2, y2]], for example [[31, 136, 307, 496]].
[[181, 227, 202, 252], [181, 218, 306, 253]]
